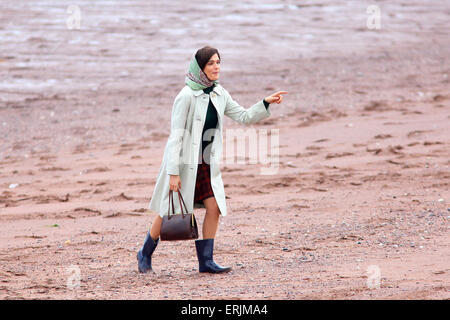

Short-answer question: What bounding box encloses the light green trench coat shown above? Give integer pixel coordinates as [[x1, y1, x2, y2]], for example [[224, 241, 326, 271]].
[[148, 83, 271, 217]]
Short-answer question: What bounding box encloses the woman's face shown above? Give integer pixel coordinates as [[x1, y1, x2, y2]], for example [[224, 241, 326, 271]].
[[203, 53, 220, 81]]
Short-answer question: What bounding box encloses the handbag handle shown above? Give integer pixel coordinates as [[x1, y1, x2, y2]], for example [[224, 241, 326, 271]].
[[168, 189, 189, 219], [168, 190, 175, 219]]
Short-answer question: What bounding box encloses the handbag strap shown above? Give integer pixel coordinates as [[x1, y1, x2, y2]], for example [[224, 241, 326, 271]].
[[177, 190, 195, 227], [168, 189, 189, 218], [177, 191, 188, 214], [168, 190, 175, 218]]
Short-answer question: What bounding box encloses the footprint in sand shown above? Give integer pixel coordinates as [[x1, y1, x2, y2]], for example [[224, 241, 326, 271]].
[[71, 207, 102, 218], [105, 192, 134, 201], [373, 134, 392, 139], [363, 100, 392, 112], [325, 152, 354, 159], [406, 130, 433, 138], [305, 145, 322, 151], [296, 111, 331, 128], [150, 132, 169, 141], [423, 141, 443, 146], [431, 94, 447, 102], [85, 167, 111, 173], [366, 145, 403, 156]]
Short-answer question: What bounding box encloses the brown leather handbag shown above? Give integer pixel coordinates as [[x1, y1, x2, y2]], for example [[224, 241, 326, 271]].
[[160, 189, 199, 241]]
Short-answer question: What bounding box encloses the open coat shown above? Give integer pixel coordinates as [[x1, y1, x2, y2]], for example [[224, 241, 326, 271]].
[[148, 83, 271, 217]]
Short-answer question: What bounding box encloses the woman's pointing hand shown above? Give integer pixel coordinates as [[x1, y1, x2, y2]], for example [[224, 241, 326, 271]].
[[264, 91, 288, 104]]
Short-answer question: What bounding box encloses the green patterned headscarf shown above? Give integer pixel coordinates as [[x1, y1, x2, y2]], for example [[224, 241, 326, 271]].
[[185, 55, 219, 90]]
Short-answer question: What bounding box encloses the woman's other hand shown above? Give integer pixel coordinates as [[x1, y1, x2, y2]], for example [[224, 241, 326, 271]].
[[169, 175, 181, 192], [264, 91, 288, 104]]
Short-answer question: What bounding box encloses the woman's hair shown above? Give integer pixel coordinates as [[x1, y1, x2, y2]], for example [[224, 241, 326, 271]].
[[195, 46, 220, 71]]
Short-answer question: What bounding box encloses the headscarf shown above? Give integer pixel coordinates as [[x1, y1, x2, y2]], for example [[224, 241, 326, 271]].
[[185, 55, 219, 90]]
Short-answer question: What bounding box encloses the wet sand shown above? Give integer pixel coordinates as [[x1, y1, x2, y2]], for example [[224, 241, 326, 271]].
[[0, 0, 449, 299]]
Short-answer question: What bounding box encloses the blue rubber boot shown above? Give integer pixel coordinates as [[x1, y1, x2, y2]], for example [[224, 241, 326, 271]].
[[137, 231, 159, 273], [195, 238, 232, 273]]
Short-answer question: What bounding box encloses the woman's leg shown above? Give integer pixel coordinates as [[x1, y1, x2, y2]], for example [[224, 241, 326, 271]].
[[137, 214, 161, 273], [202, 196, 220, 239], [195, 196, 231, 273], [150, 214, 163, 241]]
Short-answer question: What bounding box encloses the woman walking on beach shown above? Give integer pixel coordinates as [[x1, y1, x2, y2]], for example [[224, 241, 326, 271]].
[[138, 46, 287, 274]]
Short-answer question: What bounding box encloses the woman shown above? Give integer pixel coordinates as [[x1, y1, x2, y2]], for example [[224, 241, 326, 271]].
[[138, 46, 287, 274]]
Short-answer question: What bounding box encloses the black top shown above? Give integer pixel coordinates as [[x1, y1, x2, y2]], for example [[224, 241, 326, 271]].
[[200, 84, 270, 159]]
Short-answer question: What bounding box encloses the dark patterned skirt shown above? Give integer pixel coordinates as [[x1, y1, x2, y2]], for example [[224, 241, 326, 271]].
[[194, 161, 215, 205]]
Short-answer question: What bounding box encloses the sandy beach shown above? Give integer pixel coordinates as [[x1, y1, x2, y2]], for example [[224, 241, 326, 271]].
[[0, 0, 449, 299]]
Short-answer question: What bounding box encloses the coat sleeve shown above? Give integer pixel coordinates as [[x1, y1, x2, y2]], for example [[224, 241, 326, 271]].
[[166, 90, 190, 176], [223, 89, 271, 125]]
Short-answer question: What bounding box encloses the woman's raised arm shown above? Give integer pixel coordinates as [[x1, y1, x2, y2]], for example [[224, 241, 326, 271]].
[[223, 89, 287, 125]]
